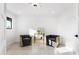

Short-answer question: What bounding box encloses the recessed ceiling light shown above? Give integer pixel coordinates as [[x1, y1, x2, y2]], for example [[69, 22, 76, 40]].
[[32, 3, 40, 7], [33, 4, 37, 7]]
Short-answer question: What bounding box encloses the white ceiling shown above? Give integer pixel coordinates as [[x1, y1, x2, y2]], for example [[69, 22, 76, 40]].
[[6, 3, 75, 16]]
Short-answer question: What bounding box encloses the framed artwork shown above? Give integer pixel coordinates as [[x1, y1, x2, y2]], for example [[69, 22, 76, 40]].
[[6, 17, 12, 29]]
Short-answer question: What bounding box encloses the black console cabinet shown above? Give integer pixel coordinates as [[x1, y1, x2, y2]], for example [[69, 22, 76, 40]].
[[20, 35, 32, 47]]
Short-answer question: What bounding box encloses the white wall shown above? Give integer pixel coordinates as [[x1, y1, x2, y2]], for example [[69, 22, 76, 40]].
[[0, 3, 17, 54], [5, 11, 17, 49], [57, 5, 78, 53], [77, 3, 79, 54], [0, 3, 5, 54], [16, 15, 58, 42], [57, 4, 79, 54]]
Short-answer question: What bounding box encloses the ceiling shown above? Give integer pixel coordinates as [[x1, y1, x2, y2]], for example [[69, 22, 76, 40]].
[[6, 3, 76, 16]]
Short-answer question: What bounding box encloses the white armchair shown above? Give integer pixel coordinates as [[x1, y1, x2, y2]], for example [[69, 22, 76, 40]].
[[54, 41, 75, 55], [54, 46, 74, 55]]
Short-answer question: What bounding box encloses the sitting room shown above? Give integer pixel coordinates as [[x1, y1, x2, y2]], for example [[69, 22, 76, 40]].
[[4, 3, 79, 55]]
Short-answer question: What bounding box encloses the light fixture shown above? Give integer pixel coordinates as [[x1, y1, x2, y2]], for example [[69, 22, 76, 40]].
[[33, 4, 37, 7], [32, 3, 40, 7]]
